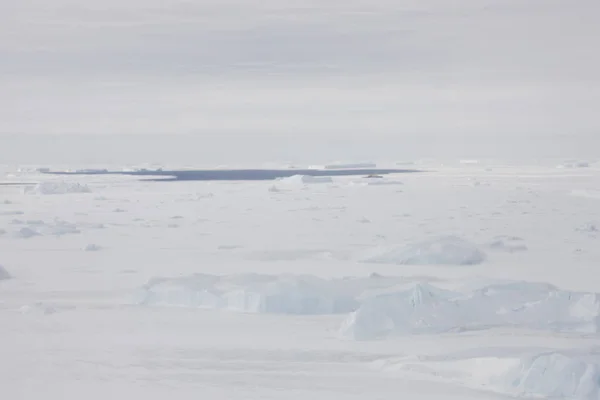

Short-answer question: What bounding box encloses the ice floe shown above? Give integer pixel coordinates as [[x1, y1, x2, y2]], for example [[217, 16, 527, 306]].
[[24, 181, 91, 195], [341, 281, 600, 340], [362, 236, 486, 266]]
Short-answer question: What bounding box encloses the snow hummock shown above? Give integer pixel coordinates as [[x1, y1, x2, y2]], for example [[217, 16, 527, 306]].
[[341, 281, 600, 340], [0, 265, 11, 280], [25, 181, 91, 195], [376, 350, 600, 400], [362, 236, 486, 266]]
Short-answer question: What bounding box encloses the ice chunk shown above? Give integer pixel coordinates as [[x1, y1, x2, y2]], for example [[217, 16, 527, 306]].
[[341, 281, 600, 340], [137, 273, 359, 315], [363, 236, 486, 266], [324, 162, 377, 169], [83, 244, 102, 251], [379, 351, 600, 400], [25, 181, 91, 195], [13, 227, 41, 239], [0, 211, 24, 216], [487, 236, 528, 253], [558, 160, 590, 168], [340, 283, 462, 339], [12, 219, 81, 238], [365, 180, 403, 186], [135, 273, 424, 315], [0, 265, 11, 280], [276, 175, 333, 185]]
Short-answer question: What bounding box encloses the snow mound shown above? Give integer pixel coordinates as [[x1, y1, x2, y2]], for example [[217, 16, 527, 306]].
[[341, 281, 600, 340], [25, 181, 91, 195], [487, 236, 528, 253], [0, 265, 11, 280], [136, 274, 420, 315], [362, 236, 485, 266], [378, 351, 600, 400], [83, 244, 102, 252]]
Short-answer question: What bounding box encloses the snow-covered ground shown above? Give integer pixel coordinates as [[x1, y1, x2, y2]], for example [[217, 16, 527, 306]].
[[2, 161, 600, 399]]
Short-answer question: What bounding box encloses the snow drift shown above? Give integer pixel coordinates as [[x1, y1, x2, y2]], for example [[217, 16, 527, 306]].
[[341, 281, 600, 340], [362, 236, 486, 266], [377, 350, 600, 400], [25, 181, 91, 195]]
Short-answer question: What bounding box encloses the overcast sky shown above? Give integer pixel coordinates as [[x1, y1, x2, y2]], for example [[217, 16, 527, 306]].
[[1, 0, 599, 162]]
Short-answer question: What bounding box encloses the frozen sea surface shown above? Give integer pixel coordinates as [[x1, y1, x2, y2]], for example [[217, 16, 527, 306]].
[[3, 160, 600, 399]]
